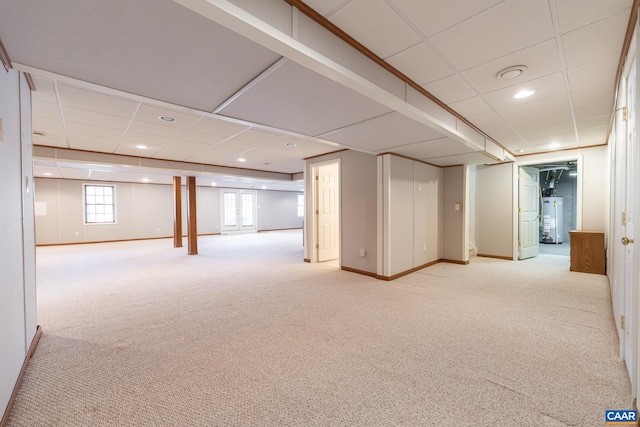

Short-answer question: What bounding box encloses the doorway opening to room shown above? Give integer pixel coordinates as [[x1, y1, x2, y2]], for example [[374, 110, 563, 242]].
[[311, 161, 340, 266], [518, 160, 579, 260]]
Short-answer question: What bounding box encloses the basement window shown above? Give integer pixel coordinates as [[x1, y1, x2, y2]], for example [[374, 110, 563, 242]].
[[84, 184, 116, 224], [298, 194, 304, 217]]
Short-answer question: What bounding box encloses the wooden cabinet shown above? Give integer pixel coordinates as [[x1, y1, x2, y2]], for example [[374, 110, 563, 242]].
[[569, 231, 605, 274]]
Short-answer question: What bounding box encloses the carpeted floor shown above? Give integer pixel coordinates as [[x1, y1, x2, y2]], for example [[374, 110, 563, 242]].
[[6, 230, 631, 426]]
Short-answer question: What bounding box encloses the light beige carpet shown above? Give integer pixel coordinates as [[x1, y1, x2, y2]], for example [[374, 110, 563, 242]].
[[7, 230, 631, 426]]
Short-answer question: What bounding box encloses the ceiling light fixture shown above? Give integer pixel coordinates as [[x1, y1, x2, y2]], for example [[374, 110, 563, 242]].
[[211, 182, 217, 186], [262, 185, 267, 189], [513, 90, 535, 99], [284, 142, 297, 147], [237, 158, 246, 162], [518, 149, 525, 153], [135, 144, 148, 149], [142, 178, 150, 183], [42, 172, 53, 176], [548, 143, 560, 149], [497, 65, 527, 80], [158, 115, 175, 122]]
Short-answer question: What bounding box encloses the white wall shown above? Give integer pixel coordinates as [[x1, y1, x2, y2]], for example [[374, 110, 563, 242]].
[[305, 150, 378, 274], [442, 165, 467, 262], [476, 163, 516, 259], [34, 179, 301, 245], [378, 154, 443, 277], [1, 69, 37, 420]]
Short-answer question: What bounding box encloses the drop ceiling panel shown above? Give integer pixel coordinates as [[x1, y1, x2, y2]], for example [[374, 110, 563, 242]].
[[34, 136, 67, 148], [390, 137, 475, 159], [423, 75, 476, 104], [519, 123, 576, 140], [114, 144, 165, 158], [386, 42, 453, 86], [189, 118, 249, 138], [30, 76, 58, 103], [318, 112, 445, 152], [499, 96, 573, 132], [573, 104, 613, 121], [166, 140, 212, 152], [429, 0, 555, 70], [562, 11, 629, 68], [126, 121, 186, 139], [0, 0, 282, 112], [32, 100, 62, 120], [462, 39, 562, 94], [217, 60, 391, 136], [449, 97, 493, 118], [67, 135, 121, 153], [483, 72, 567, 111], [58, 85, 139, 118], [181, 131, 228, 145], [151, 147, 199, 162], [555, 0, 632, 33], [65, 123, 125, 140], [390, 0, 504, 38], [63, 107, 130, 130], [60, 167, 91, 180], [571, 83, 616, 109], [32, 117, 66, 132], [133, 104, 201, 129], [122, 133, 178, 147], [328, 0, 420, 59], [466, 111, 506, 130], [567, 54, 619, 92], [302, 0, 349, 17]]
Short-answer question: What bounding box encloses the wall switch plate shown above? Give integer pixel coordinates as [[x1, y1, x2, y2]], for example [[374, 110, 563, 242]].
[[455, 203, 461, 211], [359, 249, 366, 257]]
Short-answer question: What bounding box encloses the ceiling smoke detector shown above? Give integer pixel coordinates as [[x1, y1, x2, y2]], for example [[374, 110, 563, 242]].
[[497, 65, 527, 80]]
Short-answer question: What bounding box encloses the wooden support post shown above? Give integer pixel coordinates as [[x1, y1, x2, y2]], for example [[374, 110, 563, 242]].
[[172, 176, 182, 248], [187, 176, 198, 255]]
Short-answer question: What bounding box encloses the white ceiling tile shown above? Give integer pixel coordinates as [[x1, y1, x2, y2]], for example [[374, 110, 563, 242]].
[[386, 42, 453, 86], [63, 107, 130, 130], [60, 168, 91, 180], [122, 132, 177, 146], [218, 61, 391, 136], [58, 84, 139, 118], [329, 0, 420, 59], [573, 103, 613, 121], [166, 140, 211, 152], [318, 112, 445, 152], [33, 137, 67, 149], [429, 0, 555, 70], [190, 118, 249, 138], [562, 11, 629, 68], [65, 123, 125, 140], [424, 151, 500, 166], [30, 76, 58, 103], [114, 144, 165, 158], [232, 128, 284, 144], [181, 130, 229, 145], [449, 96, 492, 118], [567, 53, 619, 92], [301, 0, 350, 17], [498, 95, 573, 132], [571, 82, 616, 109], [481, 125, 524, 148], [151, 147, 198, 162], [466, 111, 505, 130], [519, 123, 576, 140], [32, 116, 66, 132], [423, 75, 476, 104], [126, 121, 186, 139], [462, 39, 562, 94], [577, 115, 611, 129], [577, 127, 609, 146], [32, 100, 62, 120], [67, 134, 121, 152], [133, 104, 201, 129], [555, 0, 632, 33], [483, 72, 567, 111], [390, 0, 504, 38]]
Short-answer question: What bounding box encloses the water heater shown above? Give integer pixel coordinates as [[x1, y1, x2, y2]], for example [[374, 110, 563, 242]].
[[541, 196, 563, 244]]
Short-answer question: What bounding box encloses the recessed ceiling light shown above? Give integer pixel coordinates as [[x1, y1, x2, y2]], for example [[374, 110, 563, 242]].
[[513, 90, 535, 99], [548, 143, 560, 149], [262, 185, 267, 189], [237, 158, 246, 162], [284, 142, 297, 147], [142, 178, 150, 183], [211, 182, 217, 186], [135, 144, 148, 149], [42, 172, 53, 176], [518, 149, 525, 153], [497, 65, 527, 80], [158, 115, 175, 122]]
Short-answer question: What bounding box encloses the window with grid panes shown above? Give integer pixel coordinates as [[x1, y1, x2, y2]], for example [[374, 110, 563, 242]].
[[84, 184, 115, 223]]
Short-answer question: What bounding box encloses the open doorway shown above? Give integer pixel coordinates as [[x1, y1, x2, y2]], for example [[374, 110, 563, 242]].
[[312, 161, 340, 266]]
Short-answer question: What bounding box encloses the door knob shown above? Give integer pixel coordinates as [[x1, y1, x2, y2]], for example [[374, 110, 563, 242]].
[[622, 236, 635, 245]]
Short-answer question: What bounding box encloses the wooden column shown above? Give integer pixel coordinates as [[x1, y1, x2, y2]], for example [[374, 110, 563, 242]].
[[187, 176, 198, 255], [172, 176, 183, 248]]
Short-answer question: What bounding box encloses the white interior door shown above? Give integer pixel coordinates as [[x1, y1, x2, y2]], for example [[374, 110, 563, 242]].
[[221, 190, 257, 233], [518, 166, 540, 260], [317, 163, 339, 262], [624, 57, 637, 382]]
